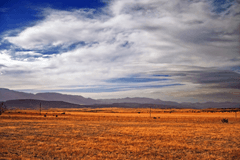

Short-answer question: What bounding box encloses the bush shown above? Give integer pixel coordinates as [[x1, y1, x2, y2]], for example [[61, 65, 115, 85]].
[[221, 118, 228, 123]]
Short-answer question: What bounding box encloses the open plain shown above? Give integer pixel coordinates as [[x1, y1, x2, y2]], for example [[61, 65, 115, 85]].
[[0, 108, 240, 160]]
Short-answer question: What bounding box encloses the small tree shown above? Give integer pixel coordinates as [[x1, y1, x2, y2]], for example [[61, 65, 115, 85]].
[[0, 102, 7, 115]]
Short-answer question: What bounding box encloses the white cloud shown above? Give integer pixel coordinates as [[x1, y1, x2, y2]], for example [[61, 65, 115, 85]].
[[1, 0, 240, 102], [0, 50, 12, 63], [15, 51, 42, 56], [0, 8, 9, 13]]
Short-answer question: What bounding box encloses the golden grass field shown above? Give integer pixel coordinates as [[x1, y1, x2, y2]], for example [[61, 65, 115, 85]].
[[0, 108, 240, 160]]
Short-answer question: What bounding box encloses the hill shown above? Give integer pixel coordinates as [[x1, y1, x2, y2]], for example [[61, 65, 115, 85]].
[[0, 88, 99, 105], [1, 88, 239, 109], [4, 99, 87, 109]]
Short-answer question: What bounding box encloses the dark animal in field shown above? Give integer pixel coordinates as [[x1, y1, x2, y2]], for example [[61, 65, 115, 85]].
[[44, 115, 46, 117], [56, 115, 58, 117], [153, 117, 157, 119], [221, 118, 228, 123]]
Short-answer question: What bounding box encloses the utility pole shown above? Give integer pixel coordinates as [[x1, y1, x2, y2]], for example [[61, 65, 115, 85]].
[[40, 103, 41, 115], [150, 107, 151, 118]]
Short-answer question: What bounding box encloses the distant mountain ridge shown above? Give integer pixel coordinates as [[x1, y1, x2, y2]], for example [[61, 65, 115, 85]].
[[35, 93, 99, 105], [98, 97, 179, 106], [4, 99, 85, 109], [0, 88, 239, 109], [2, 100, 180, 109], [0, 88, 99, 105]]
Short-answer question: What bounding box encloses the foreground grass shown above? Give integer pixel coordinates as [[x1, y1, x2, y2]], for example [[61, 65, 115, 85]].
[[0, 109, 240, 160]]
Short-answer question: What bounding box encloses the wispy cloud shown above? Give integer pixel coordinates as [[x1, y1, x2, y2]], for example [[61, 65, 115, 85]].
[[0, 8, 9, 13], [0, 0, 239, 102]]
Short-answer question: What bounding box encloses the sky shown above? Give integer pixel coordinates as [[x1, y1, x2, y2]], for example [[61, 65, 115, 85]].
[[0, 0, 239, 103]]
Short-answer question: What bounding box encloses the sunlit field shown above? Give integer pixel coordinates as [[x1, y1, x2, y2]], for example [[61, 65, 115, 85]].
[[1, 108, 240, 160]]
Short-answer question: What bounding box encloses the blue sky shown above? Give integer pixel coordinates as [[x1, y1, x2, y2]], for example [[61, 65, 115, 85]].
[[0, 0, 239, 102], [0, 0, 107, 35]]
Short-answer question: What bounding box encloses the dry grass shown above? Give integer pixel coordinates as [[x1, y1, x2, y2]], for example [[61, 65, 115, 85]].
[[0, 108, 240, 160]]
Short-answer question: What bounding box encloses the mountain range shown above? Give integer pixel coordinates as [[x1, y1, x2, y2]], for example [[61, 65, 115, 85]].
[[0, 88, 98, 105], [0, 88, 239, 109]]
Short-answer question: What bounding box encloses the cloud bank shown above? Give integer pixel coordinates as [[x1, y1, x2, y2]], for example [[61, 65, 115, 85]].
[[0, 0, 239, 102]]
